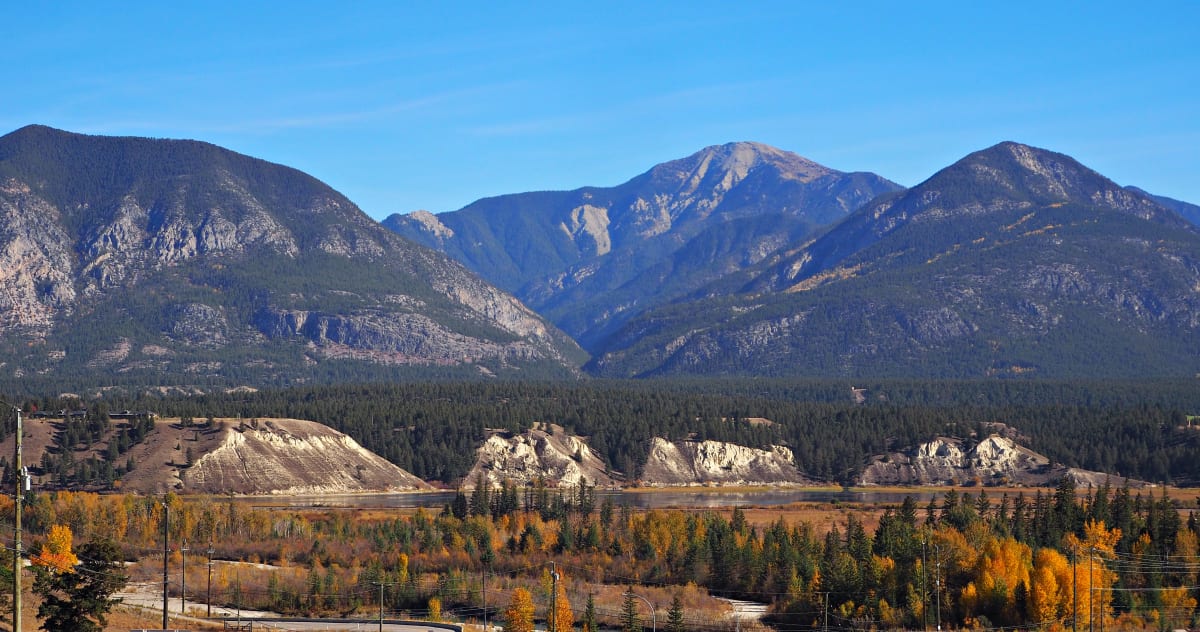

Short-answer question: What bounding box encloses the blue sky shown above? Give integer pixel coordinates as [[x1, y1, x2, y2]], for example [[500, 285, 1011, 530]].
[[6, 2, 1198, 219]]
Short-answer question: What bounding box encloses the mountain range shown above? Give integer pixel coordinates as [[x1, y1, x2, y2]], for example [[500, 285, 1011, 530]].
[[390, 140, 1200, 379], [384, 142, 902, 351], [2, 125, 1198, 389], [0, 125, 584, 392], [589, 142, 1200, 378]]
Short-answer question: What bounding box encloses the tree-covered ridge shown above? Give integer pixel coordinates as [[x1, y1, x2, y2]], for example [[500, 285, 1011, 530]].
[[8, 379, 1198, 488]]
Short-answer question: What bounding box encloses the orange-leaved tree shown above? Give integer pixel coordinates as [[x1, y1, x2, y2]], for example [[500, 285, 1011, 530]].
[[504, 587, 536, 632], [33, 524, 79, 573]]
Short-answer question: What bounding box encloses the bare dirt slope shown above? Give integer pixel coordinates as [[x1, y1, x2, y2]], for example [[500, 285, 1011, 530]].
[[179, 417, 430, 495], [3, 416, 429, 495]]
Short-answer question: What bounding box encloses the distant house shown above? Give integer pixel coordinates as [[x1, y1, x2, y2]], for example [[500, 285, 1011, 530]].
[[108, 410, 159, 420], [29, 409, 87, 419]]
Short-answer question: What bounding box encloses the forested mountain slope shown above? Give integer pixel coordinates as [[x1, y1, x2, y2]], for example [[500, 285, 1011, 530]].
[[0, 125, 584, 391], [1127, 185, 1200, 226], [591, 142, 1200, 378], [384, 142, 901, 350]]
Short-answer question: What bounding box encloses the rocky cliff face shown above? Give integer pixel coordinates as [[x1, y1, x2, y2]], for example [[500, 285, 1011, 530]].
[[859, 434, 1144, 488], [462, 425, 816, 488], [463, 424, 620, 488], [860, 435, 1050, 486], [640, 438, 812, 487], [0, 125, 583, 389]]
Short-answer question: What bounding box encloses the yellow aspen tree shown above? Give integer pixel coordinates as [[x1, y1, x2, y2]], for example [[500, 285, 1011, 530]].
[[428, 596, 442, 621], [1065, 520, 1121, 628], [1158, 587, 1197, 631], [504, 587, 536, 632], [1028, 548, 1065, 626], [968, 536, 1032, 623], [33, 524, 79, 573]]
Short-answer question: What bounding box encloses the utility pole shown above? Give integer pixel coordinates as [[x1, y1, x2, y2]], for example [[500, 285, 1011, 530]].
[[1089, 546, 1099, 632], [162, 500, 169, 631], [180, 540, 188, 617], [206, 545, 214, 618], [550, 562, 560, 632], [236, 570, 242, 628], [1073, 546, 1078, 632], [1089, 549, 1094, 632], [934, 544, 942, 632], [1100, 552, 1106, 632], [922, 537, 929, 632], [373, 581, 395, 632], [9, 403, 23, 632], [821, 591, 829, 632], [625, 590, 656, 632], [482, 564, 488, 632]]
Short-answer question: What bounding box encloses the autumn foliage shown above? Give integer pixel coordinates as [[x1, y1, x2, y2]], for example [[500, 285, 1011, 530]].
[[1, 477, 1196, 631], [32, 524, 79, 573]]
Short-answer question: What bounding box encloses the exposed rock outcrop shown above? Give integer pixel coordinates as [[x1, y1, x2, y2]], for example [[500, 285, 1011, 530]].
[[464, 424, 620, 489], [859, 434, 1146, 488], [640, 438, 812, 487]]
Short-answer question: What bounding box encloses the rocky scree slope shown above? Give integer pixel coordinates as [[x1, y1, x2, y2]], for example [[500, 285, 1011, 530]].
[[0, 125, 583, 389], [385, 142, 901, 351], [591, 142, 1200, 379]]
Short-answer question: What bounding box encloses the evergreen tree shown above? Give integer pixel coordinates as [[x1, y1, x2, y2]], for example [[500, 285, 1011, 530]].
[[451, 489, 469, 520], [620, 589, 641, 632], [583, 593, 597, 632], [667, 593, 685, 632], [32, 538, 127, 632]]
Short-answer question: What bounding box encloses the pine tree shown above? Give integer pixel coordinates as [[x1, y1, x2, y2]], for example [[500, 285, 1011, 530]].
[[620, 589, 641, 632], [667, 593, 685, 632], [32, 538, 127, 632], [583, 593, 597, 632]]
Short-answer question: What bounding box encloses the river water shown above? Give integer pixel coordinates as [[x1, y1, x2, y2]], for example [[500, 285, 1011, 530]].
[[244, 488, 943, 511]]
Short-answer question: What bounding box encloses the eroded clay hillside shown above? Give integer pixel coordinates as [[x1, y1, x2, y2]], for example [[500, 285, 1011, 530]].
[[640, 437, 814, 486], [8, 415, 429, 495], [859, 434, 1147, 488], [177, 418, 430, 495], [463, 423, 621, 489]]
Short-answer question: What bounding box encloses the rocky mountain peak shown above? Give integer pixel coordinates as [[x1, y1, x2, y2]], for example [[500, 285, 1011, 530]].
[[917, 140, 1181, 224], [648, 141, 836, 193]]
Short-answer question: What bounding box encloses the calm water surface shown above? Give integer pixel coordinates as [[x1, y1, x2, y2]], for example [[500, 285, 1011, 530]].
[[244, 488, 943, 510]]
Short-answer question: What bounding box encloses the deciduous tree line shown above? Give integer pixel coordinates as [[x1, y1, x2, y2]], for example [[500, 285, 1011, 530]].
[[2, 476, 1196, 630]]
